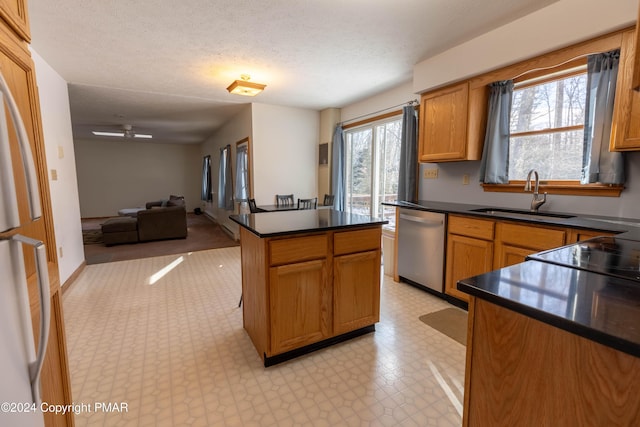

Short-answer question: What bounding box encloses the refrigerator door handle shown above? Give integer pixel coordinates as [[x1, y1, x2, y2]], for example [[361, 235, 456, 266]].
[[0, 90, 20, 232], [0, 71, 41, 221], [11, 234, 50, 405]]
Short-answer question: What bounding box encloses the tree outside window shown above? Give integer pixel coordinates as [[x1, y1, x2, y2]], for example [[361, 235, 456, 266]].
[[509, 70, 587, 181]]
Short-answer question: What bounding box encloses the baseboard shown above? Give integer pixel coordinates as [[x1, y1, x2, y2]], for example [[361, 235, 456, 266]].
[[61, 261, 87, 297], [203, 212, 238, 241], [221, 223, 237, 241]]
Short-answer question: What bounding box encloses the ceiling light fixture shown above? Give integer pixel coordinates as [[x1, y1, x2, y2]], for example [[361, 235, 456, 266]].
[[226, 74, 266, 96]]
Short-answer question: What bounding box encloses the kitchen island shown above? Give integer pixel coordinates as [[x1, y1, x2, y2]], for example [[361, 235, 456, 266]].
[[457, 236, 640, 426], [230, 209, 387, 366]]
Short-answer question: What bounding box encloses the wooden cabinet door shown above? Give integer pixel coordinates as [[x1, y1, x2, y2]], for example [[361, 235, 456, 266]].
[[568, 228, 615, 243], [419, 82, 469, 162], [611, 29, 640, 151], [333, 250, 381, 335], [445, 234, 493, 303], [495, 243, 535, 269], [0, 0, 30, 41], [269, 259, 330, 355]]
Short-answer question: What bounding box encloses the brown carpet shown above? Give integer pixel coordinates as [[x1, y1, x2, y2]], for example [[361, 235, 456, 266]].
[[82, 213, 238, 265], [419, 308, 468, 346]]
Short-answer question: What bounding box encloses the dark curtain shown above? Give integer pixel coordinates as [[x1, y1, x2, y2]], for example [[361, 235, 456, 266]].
[[217, 145, 233, 210], [479, 80, 514, 184], [330, 124, 345, 211], [201, 155, 211, 201], [581, 49, 624, 184], [397, 105, 418, 201]]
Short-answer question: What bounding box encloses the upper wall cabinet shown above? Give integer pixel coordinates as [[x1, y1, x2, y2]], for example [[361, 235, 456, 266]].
[[611, 28, 640, 151], [632, 0, 640, 91], [0, 0, 30, 42], [418, 81, 486, 162]]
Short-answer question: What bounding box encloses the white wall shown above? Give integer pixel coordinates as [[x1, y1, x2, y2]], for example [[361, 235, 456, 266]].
[[74, 139, 201, 217], [413, 0, 637, 93], [251, 103, 319, 205], [31, 49, 84, 285], [340, 81, 416, 122], [200, 104, 252, 237]]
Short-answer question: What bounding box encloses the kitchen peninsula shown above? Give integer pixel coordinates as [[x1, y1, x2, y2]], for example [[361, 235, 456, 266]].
[[230, 209, 387, 366]]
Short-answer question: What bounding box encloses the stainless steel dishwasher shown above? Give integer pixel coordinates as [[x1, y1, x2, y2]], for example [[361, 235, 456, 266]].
[[397, 208, 446, 293]]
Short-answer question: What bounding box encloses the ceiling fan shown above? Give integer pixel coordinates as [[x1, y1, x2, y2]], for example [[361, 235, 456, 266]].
[[92, 124, 152, 139]]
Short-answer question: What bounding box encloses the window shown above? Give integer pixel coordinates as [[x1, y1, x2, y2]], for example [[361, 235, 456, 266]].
[[509, 67, 587, 181], [344, 116, 401, 224]]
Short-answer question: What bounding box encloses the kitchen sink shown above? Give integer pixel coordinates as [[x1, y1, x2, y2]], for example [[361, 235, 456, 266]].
[[470, 207, 575, 220]]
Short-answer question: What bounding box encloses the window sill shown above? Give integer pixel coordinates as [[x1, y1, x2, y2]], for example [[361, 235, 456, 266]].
[[481, 182, 623, 197]]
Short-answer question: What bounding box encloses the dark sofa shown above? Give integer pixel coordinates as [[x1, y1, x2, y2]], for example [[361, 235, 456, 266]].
[[137, 196, 188, 242]]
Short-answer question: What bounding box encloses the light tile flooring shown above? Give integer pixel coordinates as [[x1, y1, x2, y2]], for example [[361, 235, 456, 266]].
[[62, 247, 466, 426]]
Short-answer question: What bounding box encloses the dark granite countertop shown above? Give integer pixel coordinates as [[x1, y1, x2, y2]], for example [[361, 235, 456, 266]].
[[229, 209, 387, 238], [457, 261, 640, 358], [383, 200, 640, 239]]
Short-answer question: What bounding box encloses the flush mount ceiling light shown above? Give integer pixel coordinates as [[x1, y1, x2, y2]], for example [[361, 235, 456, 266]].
[[92, 124, 152, 139], [226, 74, 266, 96]]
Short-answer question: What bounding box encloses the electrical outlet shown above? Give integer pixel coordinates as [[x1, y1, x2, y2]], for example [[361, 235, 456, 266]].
[[463, 174, 470, 185], [51, 169, 58, 180], [423, 168, 439, 179]]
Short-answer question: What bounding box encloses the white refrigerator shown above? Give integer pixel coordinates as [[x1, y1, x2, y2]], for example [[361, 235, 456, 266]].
[[0, 69, 50, 426]]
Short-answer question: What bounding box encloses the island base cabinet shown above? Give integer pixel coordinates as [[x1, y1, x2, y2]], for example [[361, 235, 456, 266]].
[[239, 226, 382, 365], [333, 250, 380, 335], [269, 260, 330, 355], [463, 297, 640, 426]]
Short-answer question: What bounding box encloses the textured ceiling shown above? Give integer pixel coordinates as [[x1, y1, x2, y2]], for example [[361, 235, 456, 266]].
[[28, 0, 558, 144]]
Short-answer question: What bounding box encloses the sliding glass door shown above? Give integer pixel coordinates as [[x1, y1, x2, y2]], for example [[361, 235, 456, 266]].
[[344, 117, 401, 224]]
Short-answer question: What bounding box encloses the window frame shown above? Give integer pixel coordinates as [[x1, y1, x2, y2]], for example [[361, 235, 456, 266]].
[[343, 110, 403, 222], [477, 29, 628, 197]]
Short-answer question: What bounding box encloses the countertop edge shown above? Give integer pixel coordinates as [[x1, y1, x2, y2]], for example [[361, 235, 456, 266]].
[[457, 276, 640, 358], [383, 200, 638, 237], [229, 213, 387, 238]]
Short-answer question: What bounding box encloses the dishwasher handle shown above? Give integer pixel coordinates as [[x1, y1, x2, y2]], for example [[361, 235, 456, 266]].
[[399, 213, 444, 227]]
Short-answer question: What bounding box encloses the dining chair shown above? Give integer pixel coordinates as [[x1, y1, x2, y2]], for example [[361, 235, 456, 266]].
[[323, 194, 335, 207], [248, 199, 260, 213], [276, 194, 295, 207], [298, 197, 318, 210]]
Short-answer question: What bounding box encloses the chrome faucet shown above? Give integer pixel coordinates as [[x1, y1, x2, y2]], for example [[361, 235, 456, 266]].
[[524, 169, 547, 213]]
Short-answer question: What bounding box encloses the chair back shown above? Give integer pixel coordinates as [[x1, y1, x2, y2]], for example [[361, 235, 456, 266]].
[[248, 199, 259, 213], [298, 197, 318, 210], [323, 194, 335, 206], [276, 194, 295, 207]]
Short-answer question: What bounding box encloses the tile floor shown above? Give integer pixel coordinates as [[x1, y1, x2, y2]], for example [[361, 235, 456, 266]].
[[62, 247, 466, 426]]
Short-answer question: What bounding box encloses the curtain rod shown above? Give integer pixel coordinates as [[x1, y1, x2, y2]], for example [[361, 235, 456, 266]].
[[340, 99, 418, 126]]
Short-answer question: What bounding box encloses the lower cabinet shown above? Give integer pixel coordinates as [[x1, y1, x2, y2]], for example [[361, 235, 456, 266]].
[[445, 216, 494, 303], [240, 226, 382, 363], [445, 215, 619, 304], [269, 259, 330, 355], [334, 250, 380, 335]]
